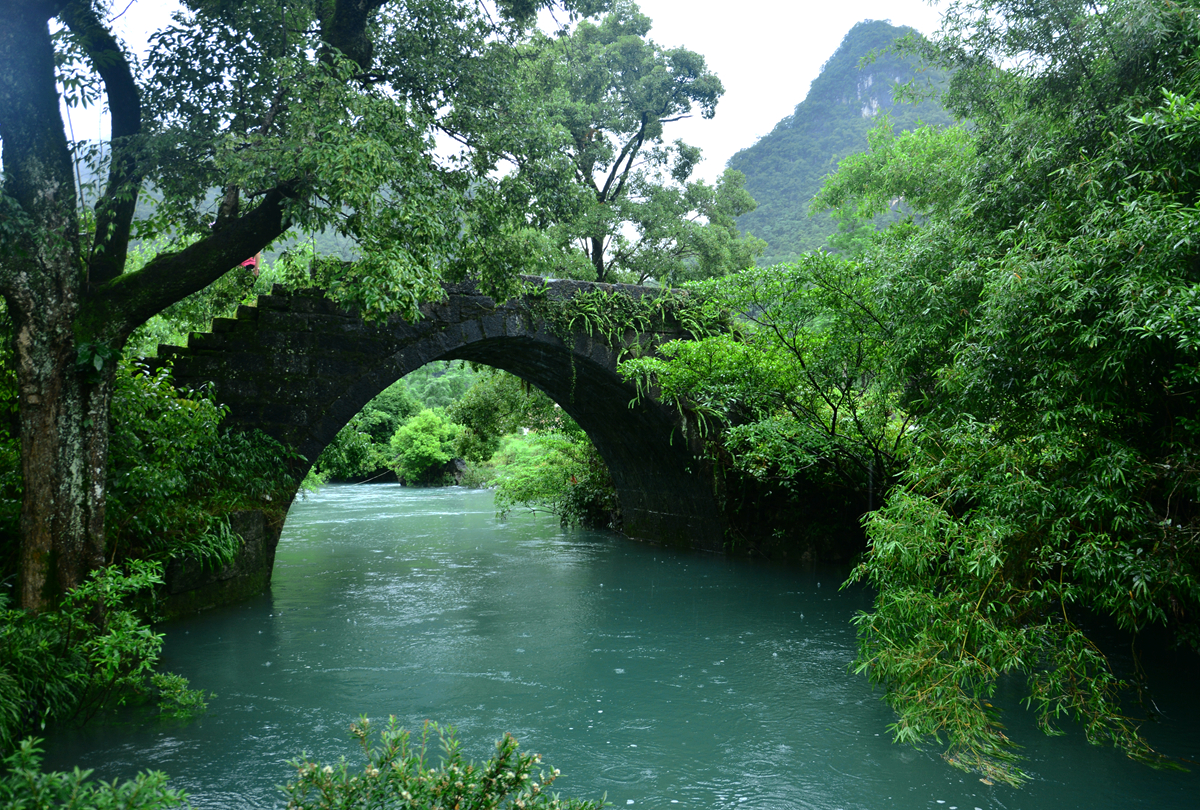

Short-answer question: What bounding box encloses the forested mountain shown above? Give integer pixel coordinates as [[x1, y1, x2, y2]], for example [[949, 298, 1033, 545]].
[[729, 20, 952, 263]]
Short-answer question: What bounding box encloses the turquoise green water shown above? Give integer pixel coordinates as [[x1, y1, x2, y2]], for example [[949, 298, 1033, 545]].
[[44, 484, 1200, 808]]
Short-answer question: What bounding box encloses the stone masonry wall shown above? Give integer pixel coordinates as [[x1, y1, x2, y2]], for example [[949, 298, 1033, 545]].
[[159, 509, 284, 619]]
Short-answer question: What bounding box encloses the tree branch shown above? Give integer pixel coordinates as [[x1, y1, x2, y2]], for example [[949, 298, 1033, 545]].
[[59, 0, 144, 288], [317, 0, 389, 71], [600, 119, 647, 202], [87, 184, 297, 337]]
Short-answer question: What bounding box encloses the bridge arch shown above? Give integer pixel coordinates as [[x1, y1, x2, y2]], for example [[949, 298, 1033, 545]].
[[160, 279, 723, 552]]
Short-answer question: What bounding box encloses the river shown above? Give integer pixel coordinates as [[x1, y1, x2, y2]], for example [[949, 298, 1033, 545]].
[[44, 484, 1200, 808]]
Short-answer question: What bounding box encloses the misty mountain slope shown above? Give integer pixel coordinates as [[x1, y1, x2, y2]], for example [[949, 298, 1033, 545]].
[[730, 20, 952, 264]]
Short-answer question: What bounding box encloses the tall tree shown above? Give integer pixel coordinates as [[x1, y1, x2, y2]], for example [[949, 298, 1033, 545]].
[[0, 0, 594, 611], [448, 0, 759, 283]]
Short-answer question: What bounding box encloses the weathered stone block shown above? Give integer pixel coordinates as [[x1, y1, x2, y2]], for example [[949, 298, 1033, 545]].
[[258, 309, 314, 333], [478, 313, 506, 339], [289, 295, 324, 314]]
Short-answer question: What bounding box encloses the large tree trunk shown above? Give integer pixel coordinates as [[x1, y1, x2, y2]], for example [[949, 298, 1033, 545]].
[[12, 304, 115, 611], [0, 1, 363, 612], [0, 2, 116, 612]]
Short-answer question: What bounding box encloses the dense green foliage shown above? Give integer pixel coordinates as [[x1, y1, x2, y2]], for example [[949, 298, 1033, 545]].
[[282, 718, 603, 810], [842, 94, 1200, 781], [819, 0, 1200, 784], [1, 737, 186, 810], [316, 381, 422, 482], [622, 254, 905, 513], [106, 361, 296, 570], [0, 563, 206, 758], [314, 363, 482, 482], [403, 362, 485, 411], [728, 20, 952, 263], [389, 409, 463, 485], [619, 0, 1200, 785], [447, 369, 562, 464], [491, 428, 620, 530], [129, 1, 540, 319]]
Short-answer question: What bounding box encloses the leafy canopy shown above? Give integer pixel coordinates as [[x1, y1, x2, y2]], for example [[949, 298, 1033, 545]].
[[822, 0, 1200, 785], [447, 0, 761, 283]]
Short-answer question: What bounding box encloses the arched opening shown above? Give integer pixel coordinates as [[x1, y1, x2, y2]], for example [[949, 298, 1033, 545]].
[[299, 336, 721, 553]]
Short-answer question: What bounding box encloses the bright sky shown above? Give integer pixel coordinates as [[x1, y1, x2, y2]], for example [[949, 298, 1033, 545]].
[[84, 0, 946, 183], [633, 0, 945, 182]]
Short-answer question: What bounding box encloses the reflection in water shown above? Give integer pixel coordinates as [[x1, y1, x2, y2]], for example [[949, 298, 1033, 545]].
[[44, 485, 1200, 809]]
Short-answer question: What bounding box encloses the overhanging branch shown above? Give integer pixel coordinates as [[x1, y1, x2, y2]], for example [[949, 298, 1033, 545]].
[[87, 184, 297, 336]]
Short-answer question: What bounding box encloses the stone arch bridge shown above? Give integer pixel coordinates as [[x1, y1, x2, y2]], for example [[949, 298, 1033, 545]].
[[158, 278, 723, 554]]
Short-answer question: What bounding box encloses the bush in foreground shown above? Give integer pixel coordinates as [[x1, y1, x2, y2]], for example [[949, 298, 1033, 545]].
[[0, 563, 207, 757], [0, 737, 187, 810], [283, 717, 605, 810]]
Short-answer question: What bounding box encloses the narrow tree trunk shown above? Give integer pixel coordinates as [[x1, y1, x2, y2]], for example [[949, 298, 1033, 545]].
[[589, 234, 607, 283]]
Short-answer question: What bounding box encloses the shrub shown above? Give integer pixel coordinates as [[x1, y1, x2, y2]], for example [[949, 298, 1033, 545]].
[[282, 717, 604, 810], [389, 410, 462, 485], [317, 412, 392, 481], [492, 432, 619, 530], [0, 562, 208, 757], [106, 361, 297, 571], [448, 370, 563, 464], [316, 382, 421, 481], [0, 737, 187, 810]]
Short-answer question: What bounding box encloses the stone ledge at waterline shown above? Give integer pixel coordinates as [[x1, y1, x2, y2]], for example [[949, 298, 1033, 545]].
[[160, 510, 284, 619]]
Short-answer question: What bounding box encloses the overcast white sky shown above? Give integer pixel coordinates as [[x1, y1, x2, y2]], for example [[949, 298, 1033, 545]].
[[633, 0, 945, 181], [91, 0, 946, 183]]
